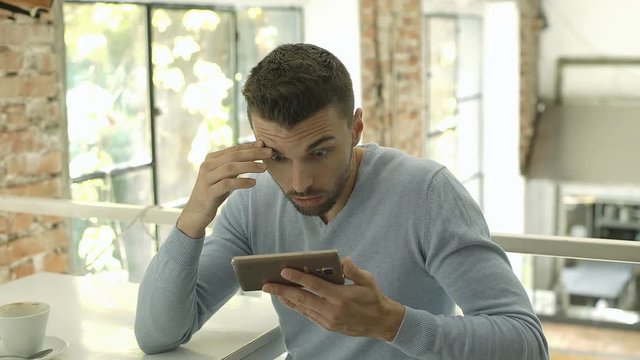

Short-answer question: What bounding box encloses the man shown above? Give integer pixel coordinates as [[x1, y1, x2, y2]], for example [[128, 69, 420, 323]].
[[135, 43, 549, 359]]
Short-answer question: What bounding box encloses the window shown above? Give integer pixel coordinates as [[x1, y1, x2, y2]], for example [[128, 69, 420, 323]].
[[424, 15, 483, 207], [64, 2, 302, 281]]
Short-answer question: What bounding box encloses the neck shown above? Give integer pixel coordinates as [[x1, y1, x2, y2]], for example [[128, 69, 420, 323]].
[[321, 146, 364, 224]]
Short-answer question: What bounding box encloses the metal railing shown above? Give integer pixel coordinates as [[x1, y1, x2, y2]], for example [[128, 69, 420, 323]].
[[2, 194, 640, 264]]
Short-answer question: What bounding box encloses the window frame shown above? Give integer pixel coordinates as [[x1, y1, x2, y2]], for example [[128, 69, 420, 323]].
[[64, 1, 303, 209], [423, 12, 484, 208]]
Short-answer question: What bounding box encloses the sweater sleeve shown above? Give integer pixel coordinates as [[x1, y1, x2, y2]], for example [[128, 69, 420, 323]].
[[390, 168, 549, 360], [134, 190, 252, 354]]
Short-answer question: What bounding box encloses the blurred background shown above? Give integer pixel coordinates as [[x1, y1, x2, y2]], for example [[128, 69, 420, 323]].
[[1, 0, 639, 358]]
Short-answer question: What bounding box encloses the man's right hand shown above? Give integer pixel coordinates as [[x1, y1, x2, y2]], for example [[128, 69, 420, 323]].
[[177, 141, 272, 239]]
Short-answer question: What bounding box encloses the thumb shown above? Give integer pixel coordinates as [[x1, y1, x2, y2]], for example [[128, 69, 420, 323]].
[[342, 256, 374, 286]]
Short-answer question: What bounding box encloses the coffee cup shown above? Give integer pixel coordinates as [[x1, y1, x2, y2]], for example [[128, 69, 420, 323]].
[[0, 302, 50, 356]]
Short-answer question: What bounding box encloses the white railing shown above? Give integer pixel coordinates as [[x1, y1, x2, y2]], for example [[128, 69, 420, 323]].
[[0, 194, 181, 225], [2, 194, 640, 263]]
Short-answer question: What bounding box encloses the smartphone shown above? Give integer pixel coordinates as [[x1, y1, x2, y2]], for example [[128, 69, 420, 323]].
[[231, 249, 345, 291]]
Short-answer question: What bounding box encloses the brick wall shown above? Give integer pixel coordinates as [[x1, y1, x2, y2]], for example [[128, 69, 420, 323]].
[[519, 0, 542, 174], [0, 3, 70, 284], [359, 0, 424, 156]]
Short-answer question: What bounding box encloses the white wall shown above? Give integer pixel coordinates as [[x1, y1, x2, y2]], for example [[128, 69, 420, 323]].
[[482, 1, 524, 235], [303, 0, 362, 108], [539, 0, 640, 99], [303, 0, 527, 238]]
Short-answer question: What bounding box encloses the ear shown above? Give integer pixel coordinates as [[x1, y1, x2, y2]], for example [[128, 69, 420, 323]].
[[351, 108, 364, 146]]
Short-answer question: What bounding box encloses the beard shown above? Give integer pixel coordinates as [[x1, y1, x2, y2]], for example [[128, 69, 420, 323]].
[[276, 150, 354, 217]]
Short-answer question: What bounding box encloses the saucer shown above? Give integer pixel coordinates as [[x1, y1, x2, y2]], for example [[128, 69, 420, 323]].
[[0, 335, 68, 359]]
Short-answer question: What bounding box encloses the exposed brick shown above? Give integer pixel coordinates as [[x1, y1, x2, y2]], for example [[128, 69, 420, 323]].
[[3, 103, 28, 130], [13, 260, 35, 279], [0, 266, 9, 284], [0, 244, 9, 266], [518, 0, 541, 173], [8, 234, 46, 260], [0, 74, 58, 98], [38, 10, 54, 24], [46, 226, 69, 248], [0, 49, 23, 73], [37, 150, 61, 174], [8, 151, 61, 176], [0, 22, 53, 46], [0, 215, 7, 235], [3, 130, 49, 153], [0, 9, 15, 19], [37, 51, 56, 73], [43, 251, 68, 273], [4, 177, 62, 197], [26, 98, 59, 125], [8, 212, 33, 234], [41, 215, 64, 227], [5, 153, 28, 176], [360, 0, 423, 156], [0, 133, 11, 157], [0, 9, 67, 280]]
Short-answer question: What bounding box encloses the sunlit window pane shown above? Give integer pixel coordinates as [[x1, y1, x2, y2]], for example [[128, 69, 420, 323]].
[[425, 15, 483, 208], [69, 169, 155, 282], [64, 3, 151, 179], [70, 179, 127, 280], [112, 169, 155, 282], [63, 3, 303, 281], [426, 17, 457, 134], [151, 8, 235, 205], [457, 99, 481, 178], [426, 131, 458, 171], [457, 18, 482, 99], [236, 8, 303, 143]]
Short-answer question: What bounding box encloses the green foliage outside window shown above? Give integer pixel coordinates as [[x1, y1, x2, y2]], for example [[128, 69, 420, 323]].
[[64, 3, 301, 281]]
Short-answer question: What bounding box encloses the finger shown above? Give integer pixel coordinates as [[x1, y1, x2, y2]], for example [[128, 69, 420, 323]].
[[262, 282, 327, 310], [210, 177, 257, 194], [200, 148, 272, 178], [280, 268, 337, 298], [342, 257, 375, 286], [278, 296, 333, 330], [207, 147, 273, 168], [204, 161, 267, 185], [205, 140, 265, 160]]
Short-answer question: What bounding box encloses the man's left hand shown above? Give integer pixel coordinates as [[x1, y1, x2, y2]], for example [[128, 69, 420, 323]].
[[262, 256, 405, 342]]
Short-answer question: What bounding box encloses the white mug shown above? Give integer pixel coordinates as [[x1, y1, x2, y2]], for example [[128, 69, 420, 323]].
[[0, 302, 50, 356]]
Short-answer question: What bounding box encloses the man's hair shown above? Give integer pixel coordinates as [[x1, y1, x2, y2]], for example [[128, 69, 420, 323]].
[[242, 43, 354, 128]]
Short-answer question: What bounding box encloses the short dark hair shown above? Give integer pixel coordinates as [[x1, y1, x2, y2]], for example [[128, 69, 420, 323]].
[[242, 43, 354, 128]]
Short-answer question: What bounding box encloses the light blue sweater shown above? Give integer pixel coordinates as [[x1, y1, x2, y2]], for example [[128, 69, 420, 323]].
[[135, 144, 549, 359]]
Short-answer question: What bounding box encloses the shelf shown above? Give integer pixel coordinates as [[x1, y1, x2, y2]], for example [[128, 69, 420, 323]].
[[596, 220, 640, 232]]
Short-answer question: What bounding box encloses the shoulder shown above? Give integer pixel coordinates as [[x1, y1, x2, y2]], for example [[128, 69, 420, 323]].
[[359, 143, 445, 187]]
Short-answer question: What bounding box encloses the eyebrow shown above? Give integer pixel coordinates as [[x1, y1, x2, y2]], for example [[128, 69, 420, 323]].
[[269, 135, 336, 155]]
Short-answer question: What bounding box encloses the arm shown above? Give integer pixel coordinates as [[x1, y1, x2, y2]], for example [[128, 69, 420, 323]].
[[390, 168, 548, 359], [391, 244, 549, 359], [134, 141, 272, 354], [134, 221, 252, 354], [263, 168, 548, 360]]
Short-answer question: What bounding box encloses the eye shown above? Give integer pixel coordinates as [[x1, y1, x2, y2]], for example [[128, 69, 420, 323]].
[[271, 153, 285, 162], [311, 149, 328, 158]]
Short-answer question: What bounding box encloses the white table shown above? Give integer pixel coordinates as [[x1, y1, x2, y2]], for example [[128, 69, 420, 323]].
[[0, 273, 285, 359]]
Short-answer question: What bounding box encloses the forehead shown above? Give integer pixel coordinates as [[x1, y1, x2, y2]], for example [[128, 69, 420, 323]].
[[252, 107, 348, 151]]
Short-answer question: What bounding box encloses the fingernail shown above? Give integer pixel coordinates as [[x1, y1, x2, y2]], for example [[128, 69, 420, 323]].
[[262, 285, 272, 293], [281, 269, 292, 279]]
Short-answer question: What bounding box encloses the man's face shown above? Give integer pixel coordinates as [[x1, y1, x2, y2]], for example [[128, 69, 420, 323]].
[[252, 106, 361, 217]]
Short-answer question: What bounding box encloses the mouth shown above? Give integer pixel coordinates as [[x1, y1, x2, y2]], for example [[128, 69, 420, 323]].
[[292, 195, 325, 208]]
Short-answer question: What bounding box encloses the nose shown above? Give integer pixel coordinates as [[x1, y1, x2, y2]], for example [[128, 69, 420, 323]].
[[291, 161, 313, 194]]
